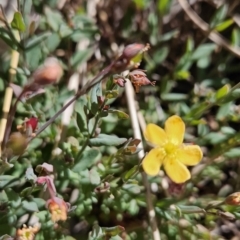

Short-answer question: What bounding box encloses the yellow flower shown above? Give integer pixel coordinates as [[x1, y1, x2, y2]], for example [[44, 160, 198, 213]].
[[16, 224, 39, 240], [142, 115, 203, 183]]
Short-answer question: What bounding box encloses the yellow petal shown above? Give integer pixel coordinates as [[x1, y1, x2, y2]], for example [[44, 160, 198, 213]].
[[165, 115, 185, 146], [176, 145, 203, 166], [144, 124, 168, 147], [142, 148, 166, 176], [164, 157, 190, 183]]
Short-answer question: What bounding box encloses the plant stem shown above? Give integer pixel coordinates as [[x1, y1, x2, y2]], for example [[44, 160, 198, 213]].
[[125, 80, 161, 240], [28, 63, 115, 143], [0, 30, 20, 157]]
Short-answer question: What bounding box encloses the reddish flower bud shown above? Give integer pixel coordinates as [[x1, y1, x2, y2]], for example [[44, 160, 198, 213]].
[[225, 192, 240, 206], [25, 58, 63, 91], [129, 69, 156, 92], [122, 43, 149, 60], [113, 75, 126, 87], [97, 96, 105, 106], [26, 117, 38, 132]]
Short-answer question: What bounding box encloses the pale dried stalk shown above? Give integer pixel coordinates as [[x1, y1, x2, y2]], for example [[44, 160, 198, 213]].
[[125, 80, 161, 240], [178, 0, 240, 58], [60, 0, 99, 142], [0, 30, 20, 157]]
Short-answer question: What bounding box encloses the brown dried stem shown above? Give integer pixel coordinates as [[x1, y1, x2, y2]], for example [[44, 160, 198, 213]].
[[178, 0, 240, 58]]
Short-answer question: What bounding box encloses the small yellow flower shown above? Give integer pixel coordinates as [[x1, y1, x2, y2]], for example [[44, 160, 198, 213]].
[[16, 224, 39, 240], [142, 115, 203, 183]]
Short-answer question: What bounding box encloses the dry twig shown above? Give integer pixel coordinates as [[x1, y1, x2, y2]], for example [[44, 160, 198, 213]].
[[178, 0, 240, 58], [125, 80, 161, 240]]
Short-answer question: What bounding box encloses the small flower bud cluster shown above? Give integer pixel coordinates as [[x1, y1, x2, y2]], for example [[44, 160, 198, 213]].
[[128, 69, 156, 93]]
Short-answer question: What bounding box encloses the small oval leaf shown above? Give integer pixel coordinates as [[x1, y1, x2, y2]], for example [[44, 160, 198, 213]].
[[89, 134, 127, 146]]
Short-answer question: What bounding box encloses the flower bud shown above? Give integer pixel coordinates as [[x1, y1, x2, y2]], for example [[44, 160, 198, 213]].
[[122, 43, 149, 60], [6, 132, 28, 156], [225, 192, 240, 206], [25, 57, 63, 91], [97, 96, 105, 106], [26, 117, 38, 132], [113, 75, 126, 87]]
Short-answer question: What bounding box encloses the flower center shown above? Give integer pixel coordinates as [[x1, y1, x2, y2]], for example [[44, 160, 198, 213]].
[[164, 142, 177, 156]]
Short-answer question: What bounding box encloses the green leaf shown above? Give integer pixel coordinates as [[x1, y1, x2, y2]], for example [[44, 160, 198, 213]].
[[90, 83, 102, 105], [214, 84, 230, 101], [23, 0, 32, 26], [89, 134, 127, 146], [0, 190, 8, 203], [11, 12, 26, 32], [24, 32, 51, 50], [159, 29, 179, 42], [210, 4, 228, 28], [73, 149, 101, 173], [122, 184, 141, 194], [108, 110, 129, 119], [0, 175, 18, 188], [133, 0, 146, 9], [90, 102, 99, 115], [20, 187, 34, 197], [44, 33, 61, 52], [205, 200, 224, 210], [32, 198, 46, 209], [103, 225, 125, 237], [191, 43, 216, 60], [79, 169, 100, 186], [176, 205, 205, 214], [7, 189, 21, 208], [123, 165, 139, 181], [224, 148, 240, 158], [22, 200, 39, 212], [89, 169, 101, 185], [157, 0, 172, 15], [44, 7, 63, 32], [128, 199, 139, 215], [219, 89, 240, 104], [0, 27, 18, 49], [70, 49, 93, 69], [175, 70, 190, 80], [232, 28, 240, 47], [215, 19, 234, 32], [152, 46, 169, 64], [76, 111, 87, 132], [161, 93, 188, 101]]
